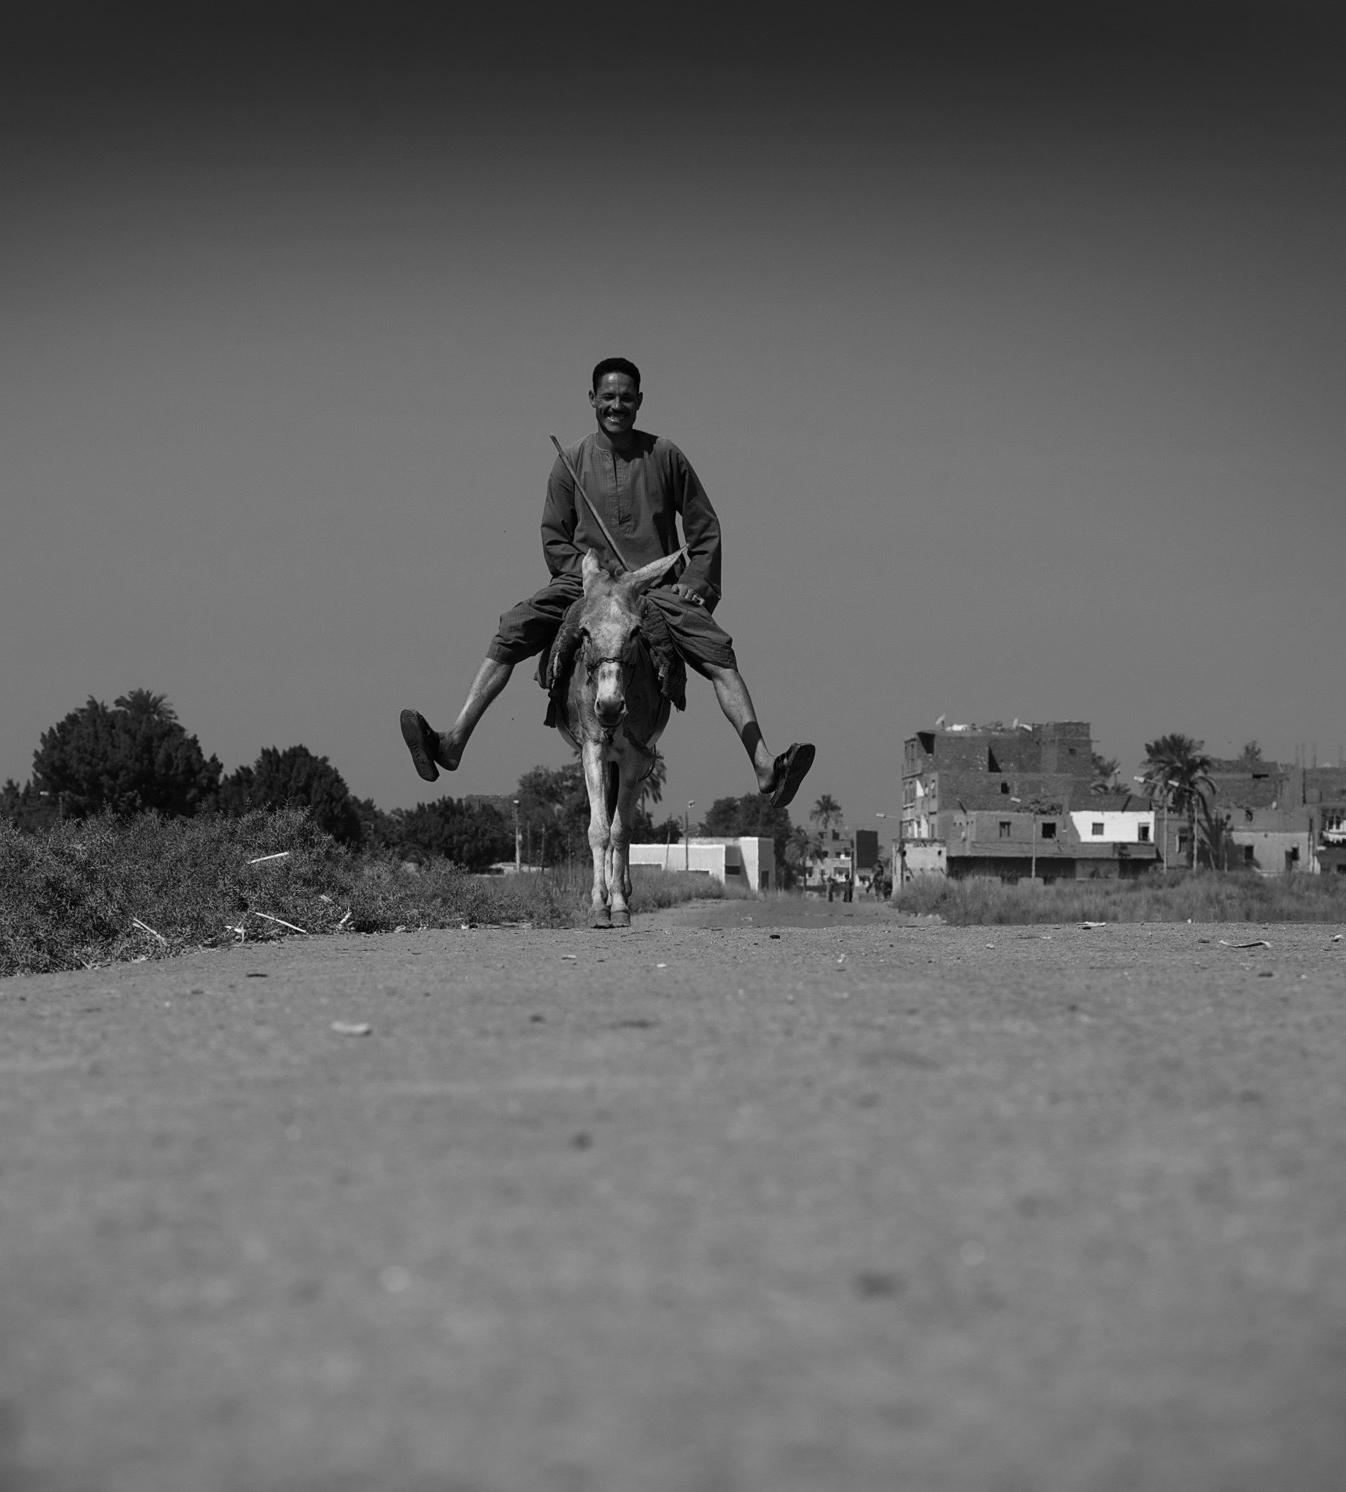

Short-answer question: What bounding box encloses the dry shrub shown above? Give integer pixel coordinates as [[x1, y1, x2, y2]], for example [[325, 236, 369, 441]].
[[893, 871, 1346, 926]]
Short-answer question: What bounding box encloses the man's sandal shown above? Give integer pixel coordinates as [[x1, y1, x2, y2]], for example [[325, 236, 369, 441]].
[[400, 709, 442, 783], [765, 742, 816, 811]]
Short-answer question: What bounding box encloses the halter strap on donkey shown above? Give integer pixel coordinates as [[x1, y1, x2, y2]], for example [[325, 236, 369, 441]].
[[540, 596, 686, 727]]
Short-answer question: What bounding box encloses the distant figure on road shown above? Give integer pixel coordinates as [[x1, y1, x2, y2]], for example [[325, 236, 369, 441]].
[[401, 357, 814, 810]]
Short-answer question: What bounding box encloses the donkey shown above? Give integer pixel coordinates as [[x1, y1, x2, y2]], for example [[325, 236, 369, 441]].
[[551, 548, 683, 927]]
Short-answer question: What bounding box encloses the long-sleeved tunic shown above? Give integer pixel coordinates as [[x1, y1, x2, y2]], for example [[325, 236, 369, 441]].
[[540, 430, 723, 606], [488, 429, 737, 676]]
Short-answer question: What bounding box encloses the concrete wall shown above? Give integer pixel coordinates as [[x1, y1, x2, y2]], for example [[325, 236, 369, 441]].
[[1067, 810, 1156, 845], [628, 837, 775, 891], [903, 841, 947, 877], [1228, 830, 1314, 876]]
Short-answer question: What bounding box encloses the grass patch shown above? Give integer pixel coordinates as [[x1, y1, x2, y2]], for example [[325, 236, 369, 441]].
[[893, 872, 1346, 926], [0, 811, 723, 977]]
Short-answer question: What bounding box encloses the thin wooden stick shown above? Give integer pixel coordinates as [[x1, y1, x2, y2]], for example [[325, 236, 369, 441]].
[[131, 917, 168, 945], [252, 912, 308, 934], [549, 434, 632, 571]]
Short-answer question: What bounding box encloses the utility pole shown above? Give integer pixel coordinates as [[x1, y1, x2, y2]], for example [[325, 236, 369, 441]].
[[685, 801, 695, 871]]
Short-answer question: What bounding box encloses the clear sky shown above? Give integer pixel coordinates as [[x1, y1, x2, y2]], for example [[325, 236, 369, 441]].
[[3, 4, 1343, 833]]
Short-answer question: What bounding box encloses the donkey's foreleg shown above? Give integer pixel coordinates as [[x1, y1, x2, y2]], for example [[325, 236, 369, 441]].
[[581, 744, 613, 928], [605, 758, 645, 928]]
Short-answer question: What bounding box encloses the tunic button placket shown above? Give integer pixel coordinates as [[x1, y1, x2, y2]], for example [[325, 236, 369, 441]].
[[612, 452, 629, 528]]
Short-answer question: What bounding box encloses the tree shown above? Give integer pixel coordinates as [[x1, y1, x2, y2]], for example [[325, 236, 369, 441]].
[[0, 778, 57, 833], [31, 693, 221, 819], [783, 824, 814, 888], [385, 798, 512, 869], [115, 689, 177, 723], [650, 815, 683, 846], [1090, 752, 1120, 792], [219, 745, 363, 846], [350, 795, 398, 852], [515, 762, 590, 867], [702, 794, 795, 878], [1200, 802, 1241, 874], [1141, 733, 1216, 870], [809, 793, 842, 840], [1235, 740, 1265, 769], [636, 747, 667, 825]]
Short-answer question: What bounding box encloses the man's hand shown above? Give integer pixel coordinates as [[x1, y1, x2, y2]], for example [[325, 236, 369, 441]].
[[669, 582, 705, 608]]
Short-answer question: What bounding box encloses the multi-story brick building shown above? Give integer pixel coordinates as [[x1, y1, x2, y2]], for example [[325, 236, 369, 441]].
[[900, 720, 1163, 881], [1207, 759, 1346, 875]]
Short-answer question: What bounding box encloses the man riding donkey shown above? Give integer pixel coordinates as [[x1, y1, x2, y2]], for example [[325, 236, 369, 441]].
[[400, 356, 815, 815]]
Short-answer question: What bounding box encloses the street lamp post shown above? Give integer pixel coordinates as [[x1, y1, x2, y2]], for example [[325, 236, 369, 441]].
[[685, 801, 695, 871]]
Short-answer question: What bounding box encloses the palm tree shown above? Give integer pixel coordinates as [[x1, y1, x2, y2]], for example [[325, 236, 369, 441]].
[[783, 824, 814, 887], [1090, 752, 1120, 794], [114, 689, 177, 723], [810, 793, 842, 841], [1141, 733, 1216, 870], [636, 747, 667, 822]]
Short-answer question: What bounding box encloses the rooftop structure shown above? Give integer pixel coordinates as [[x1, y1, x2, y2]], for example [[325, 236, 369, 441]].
[[901, 720, 1161, 880]]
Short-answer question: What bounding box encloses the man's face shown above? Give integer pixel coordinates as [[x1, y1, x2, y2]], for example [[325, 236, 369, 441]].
[[589, 372, 642, 440]]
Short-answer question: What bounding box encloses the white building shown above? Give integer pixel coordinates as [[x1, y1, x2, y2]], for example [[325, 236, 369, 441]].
[[1066, 809, 1156, 845], [628, 836, 775, 892]]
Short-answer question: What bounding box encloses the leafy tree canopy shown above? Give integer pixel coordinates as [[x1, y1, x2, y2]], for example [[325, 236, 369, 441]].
[[649, 815, 683, 845], [515, 762, 591, 865], [32, 692, 221, 819], [809, 793, 843, 839], [0, 778, 56, 833], [1090, 752, 1120, 789], [1141, 732, 1217, 869], [701, 793, 795, 872], [350, 795, 397, 852], [219, 745, 363, 846], [387, 798, 513, 870]]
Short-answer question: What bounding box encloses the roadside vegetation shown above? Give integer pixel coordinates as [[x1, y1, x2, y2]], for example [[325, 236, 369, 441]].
[[4, 688, 1340, 973], [891, 871, 1346, 927], [0, 810, 724, 978]]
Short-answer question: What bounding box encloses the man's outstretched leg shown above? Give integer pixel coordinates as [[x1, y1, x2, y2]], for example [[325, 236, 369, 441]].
[[401, 657, 512, 782], [704, 662, 815, 811]]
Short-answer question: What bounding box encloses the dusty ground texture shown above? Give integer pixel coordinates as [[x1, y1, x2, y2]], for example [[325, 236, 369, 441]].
[[2, 899, 1344, 1492]]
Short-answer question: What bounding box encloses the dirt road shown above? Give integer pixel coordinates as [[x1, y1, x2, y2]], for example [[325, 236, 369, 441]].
[[3, 902, 1344, 1491]]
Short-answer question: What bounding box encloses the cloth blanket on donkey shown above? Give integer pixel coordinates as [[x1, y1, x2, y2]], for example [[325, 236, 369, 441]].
[[539, 596, 687, 729]]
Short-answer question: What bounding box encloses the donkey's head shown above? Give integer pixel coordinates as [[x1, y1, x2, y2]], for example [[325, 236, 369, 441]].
[[577, 548, 682, 728]]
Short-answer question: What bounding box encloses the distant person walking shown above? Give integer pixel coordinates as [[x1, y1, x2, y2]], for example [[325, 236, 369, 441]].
[[401, 357, 814, 809]]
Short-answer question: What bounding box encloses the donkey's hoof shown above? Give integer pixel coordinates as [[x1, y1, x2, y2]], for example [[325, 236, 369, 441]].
[[610, 908, 630, 928], [590, 909, 612, 929]]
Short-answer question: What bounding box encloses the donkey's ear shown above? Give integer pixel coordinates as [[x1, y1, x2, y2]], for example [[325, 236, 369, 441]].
[[625, 547, 688, 595], [581, 549, 603, 589]]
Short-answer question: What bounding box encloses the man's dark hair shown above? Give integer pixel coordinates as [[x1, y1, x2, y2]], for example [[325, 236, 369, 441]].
[[591, 356, 641, 391]]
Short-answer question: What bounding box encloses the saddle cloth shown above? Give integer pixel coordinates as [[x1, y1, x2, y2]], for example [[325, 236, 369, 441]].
[[540, 596, 687, 729]]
